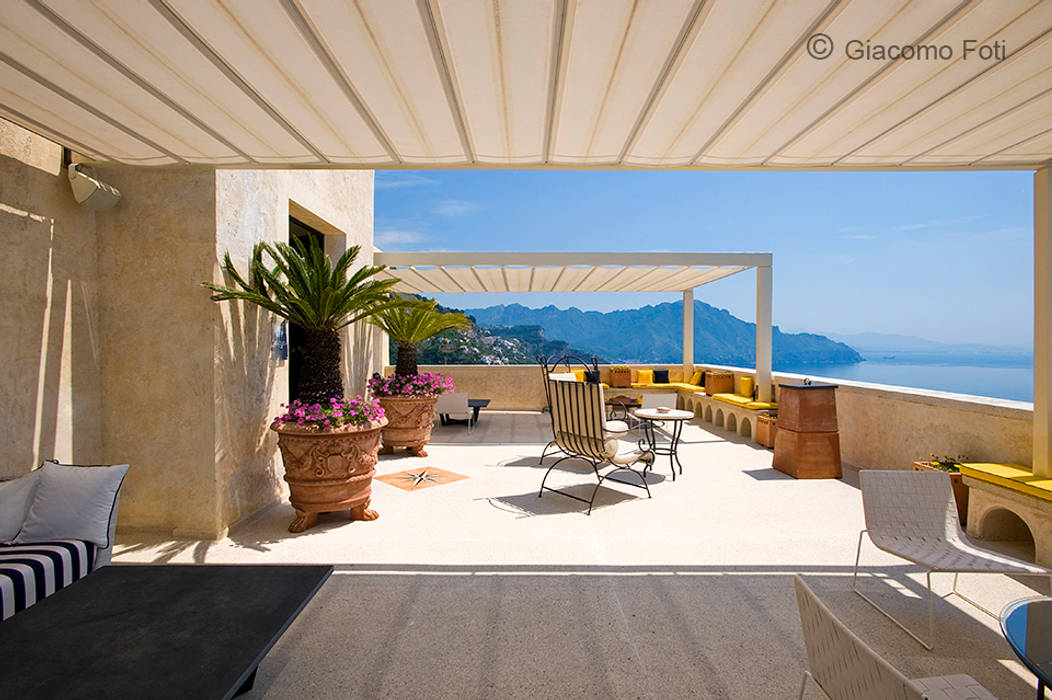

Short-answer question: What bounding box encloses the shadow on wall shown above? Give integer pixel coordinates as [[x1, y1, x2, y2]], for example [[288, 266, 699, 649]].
[[0, 151, 102, 476], [214, 299, 283, 526], [348, 320, 378, 398]]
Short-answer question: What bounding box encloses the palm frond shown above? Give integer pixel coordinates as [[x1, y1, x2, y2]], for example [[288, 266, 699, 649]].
[[367, 297, 472, 345], [202, 236, 414, 330]]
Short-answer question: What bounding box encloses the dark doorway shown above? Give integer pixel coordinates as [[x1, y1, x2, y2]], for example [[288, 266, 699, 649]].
[[288, 217, 325, 402]]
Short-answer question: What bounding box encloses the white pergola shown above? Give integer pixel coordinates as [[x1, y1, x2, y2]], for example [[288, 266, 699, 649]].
[[374, 251, 773, 400], [0, 0, 1048, 471]]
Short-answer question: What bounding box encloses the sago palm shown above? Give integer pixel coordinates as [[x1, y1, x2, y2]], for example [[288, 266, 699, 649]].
[[368, 298, 472, 375], [204, 236, 413, 403]]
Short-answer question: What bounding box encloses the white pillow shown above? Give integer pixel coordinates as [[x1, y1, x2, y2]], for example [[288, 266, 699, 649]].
[[14, 461, 129, 548], [548, 373, 576, 382], [0, 471, 41, 543]]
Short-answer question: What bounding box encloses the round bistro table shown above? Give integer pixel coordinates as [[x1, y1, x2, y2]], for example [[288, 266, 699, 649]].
[[632, 407, 693, 481], [1000, 596, 1052, 700]]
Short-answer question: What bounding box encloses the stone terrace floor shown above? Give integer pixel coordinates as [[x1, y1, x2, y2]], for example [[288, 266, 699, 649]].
[[116, 412, 1048, 699]]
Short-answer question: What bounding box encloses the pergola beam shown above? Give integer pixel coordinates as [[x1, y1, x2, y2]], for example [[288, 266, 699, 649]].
[[375, 251, 771, 268]]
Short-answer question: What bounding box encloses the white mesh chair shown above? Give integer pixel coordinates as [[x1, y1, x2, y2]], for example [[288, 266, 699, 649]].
[[641, 393, 677, 410], [794, 576, 996, 700], [435, 392, 473, 430], [539, 379, 654, 514], [854, 470, 1052, 649]]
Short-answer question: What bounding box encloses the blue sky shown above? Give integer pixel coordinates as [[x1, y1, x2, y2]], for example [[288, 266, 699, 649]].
[[375, 170, 1034, 348]]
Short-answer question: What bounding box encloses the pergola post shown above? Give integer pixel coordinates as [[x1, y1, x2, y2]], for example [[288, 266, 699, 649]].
[[1035, 168, 1051, 477], [756, 265, 773, 402], [683, 288, 694, 376]]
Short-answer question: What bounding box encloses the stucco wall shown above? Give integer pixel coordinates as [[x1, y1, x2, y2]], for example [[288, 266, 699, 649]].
[[212, 169, 377, 531], [93, 166, 220, 537], [0, 119, 102, 476]]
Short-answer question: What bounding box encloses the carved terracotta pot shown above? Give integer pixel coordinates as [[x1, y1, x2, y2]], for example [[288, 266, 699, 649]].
[[271, 417, 387, 533], [376, 395, 438, 457]]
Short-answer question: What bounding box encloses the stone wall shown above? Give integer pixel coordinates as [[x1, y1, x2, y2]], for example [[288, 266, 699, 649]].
[[0, 119, 103, 475], [93, 166, 219, 537]]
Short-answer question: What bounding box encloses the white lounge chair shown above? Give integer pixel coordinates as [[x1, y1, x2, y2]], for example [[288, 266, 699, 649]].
[[794, 575, 996, 699], [539, 378, 653, 514], [641, 393, 677, 410], [435, 391, 473, 430], [854, 469, 1051, 649]]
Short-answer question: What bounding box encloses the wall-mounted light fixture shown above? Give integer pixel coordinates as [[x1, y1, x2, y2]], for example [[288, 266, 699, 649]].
[[68, 163, 121, 210]]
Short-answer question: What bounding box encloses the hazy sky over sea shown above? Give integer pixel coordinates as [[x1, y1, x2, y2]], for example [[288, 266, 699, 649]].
[[375, 170, 1033, 348]]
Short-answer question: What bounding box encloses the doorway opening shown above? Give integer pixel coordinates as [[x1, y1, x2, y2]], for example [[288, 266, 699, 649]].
[[288, 217, 325, 403]]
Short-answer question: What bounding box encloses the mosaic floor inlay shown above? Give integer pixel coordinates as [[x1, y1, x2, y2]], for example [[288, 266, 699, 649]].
[[375, 467, 469, 492]]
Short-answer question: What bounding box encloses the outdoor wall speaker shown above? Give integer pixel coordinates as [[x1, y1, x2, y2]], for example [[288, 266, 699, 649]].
[[68, 163, 121, 210]]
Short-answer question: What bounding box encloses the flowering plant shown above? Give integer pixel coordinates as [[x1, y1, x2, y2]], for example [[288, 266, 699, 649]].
[[926, 453, 964, 473], [273, 396, 384, 431], [367, 372, 454, 398]]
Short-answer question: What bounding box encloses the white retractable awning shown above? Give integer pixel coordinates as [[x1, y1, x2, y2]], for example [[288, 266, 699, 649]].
[[0, 0, 1049, 170], [372, 251, 768, 294]]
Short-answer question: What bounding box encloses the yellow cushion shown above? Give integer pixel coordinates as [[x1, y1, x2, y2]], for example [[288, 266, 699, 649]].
[[572, 369, 585, 382], [637, 369, 654, 384], [738, 376, 754, 398], [959, 463, 1052, 502], [689, 372, 703, 386], [743, 401, 778, 410], [713, 393, 752, 407], [713, 394, 777, 410], [629, 382, 703, 393]]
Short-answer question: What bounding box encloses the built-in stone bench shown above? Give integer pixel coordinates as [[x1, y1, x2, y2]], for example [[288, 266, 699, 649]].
[[684, 393, 772, 439], [961, 462, 1052, 567]]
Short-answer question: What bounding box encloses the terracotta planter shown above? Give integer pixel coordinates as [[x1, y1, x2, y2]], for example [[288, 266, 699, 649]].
[[377, 395, 438, 457], [272, 418, 387, 532], [609, 368, 631, 388], [756, 414, 776, 449], [912, 461, 969, 525]]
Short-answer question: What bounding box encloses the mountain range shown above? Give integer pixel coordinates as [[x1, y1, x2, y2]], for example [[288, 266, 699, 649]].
[[462, 300, 862, 366]]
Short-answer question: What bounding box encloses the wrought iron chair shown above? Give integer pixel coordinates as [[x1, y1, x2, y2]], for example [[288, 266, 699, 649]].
[[538, 378, 653, 514], [794, 575, 995, 699], [854, 469, 1052, 649], [538, 354, 627, 466]]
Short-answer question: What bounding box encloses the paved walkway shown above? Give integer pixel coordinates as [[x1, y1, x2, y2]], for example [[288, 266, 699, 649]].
[[116, 412, 1046, 698]]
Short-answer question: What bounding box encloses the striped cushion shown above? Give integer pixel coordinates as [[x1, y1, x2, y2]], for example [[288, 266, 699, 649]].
[[0, 540, 96, 621]]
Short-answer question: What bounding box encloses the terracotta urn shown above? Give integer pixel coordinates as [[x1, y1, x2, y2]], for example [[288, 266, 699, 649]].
[[272, 417, 387, 532], [377, 395, 438, 457]]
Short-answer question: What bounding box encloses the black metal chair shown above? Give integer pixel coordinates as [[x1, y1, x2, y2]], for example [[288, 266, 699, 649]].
[[538, 378, 653, 514], [538, 354, 628, 466]]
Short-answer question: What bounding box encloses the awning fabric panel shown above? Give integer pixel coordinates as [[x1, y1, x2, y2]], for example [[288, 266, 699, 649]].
[[2, 0, 1048, 169]]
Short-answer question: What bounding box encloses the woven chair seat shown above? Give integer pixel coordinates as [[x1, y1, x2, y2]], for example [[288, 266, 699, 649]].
[[912, 674, 997, 700], [868, 534, 1049, 574]]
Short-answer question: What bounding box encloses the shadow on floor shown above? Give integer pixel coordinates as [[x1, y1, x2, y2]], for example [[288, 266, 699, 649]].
[[246, 564, 1041, 700]]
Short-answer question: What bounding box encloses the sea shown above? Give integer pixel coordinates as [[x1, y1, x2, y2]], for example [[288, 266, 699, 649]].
[[775, 351, 1034, 403]]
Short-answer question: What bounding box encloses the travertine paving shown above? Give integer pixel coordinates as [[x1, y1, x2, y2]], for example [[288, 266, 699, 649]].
[[116, 412, 1045, 699]]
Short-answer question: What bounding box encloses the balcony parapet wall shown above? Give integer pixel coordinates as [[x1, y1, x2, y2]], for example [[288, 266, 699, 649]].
[[403, 363, 1033, 471]]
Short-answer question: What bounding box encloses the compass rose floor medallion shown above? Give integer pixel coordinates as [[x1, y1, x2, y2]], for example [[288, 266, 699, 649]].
[[376, 466, 468, 492]]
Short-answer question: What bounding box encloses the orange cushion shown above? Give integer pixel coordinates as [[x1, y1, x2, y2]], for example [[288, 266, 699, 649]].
[[637, 369, 654, 383]]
